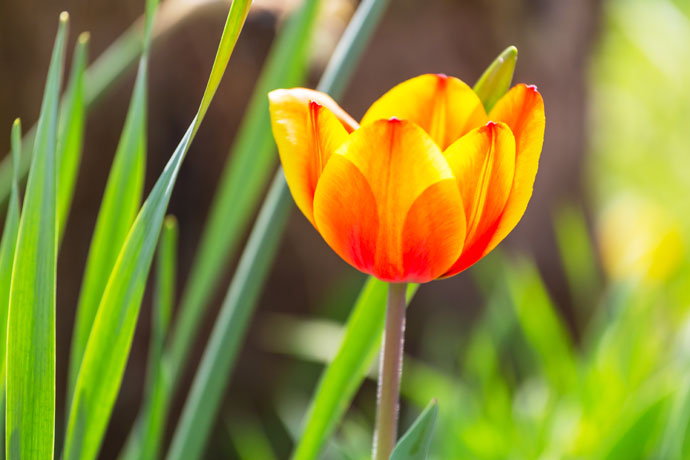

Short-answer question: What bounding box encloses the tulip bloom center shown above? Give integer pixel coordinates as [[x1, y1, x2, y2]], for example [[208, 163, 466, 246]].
[[269, 74, 544, 283]]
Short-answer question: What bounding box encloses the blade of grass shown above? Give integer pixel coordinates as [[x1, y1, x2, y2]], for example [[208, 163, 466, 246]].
[[167, 0, 321, 386], [0, 120, 24, 460], [0, 0, 224, 207], [290, 45, 519, 460], [66, 0, 157, 411], [504, 257, 578, 392], [658, 375, 690, 459], [62, 2, 252, 459], [57, 32, 89, 241], [165, 171, 292, 460], [118, 216, 178, 460], [166, 0, 394, 457], [123, 0, 321, 451], [5, 13, 67, 459], [225, 413, 279, 460], [553, 203, 601, 315], [0, 120, 23, 400]]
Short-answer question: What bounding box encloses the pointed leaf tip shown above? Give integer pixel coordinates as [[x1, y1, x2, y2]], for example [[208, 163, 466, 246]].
[[473, 45, 518, 112], [390, 399, 439, 460], [60, 11, 70, 23]]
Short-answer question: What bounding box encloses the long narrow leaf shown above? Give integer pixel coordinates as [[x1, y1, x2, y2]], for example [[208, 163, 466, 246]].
[[0, 120, 24, 460], [62, 2, 252, 459], [505, 258, 578, 391], [167, 0, 321, 385], [118, 216, 177, 460], [166, 172, 292, 460], [57, 32, 89, 241], [0, 120, 23, 394], [123, 0, 322, 451], [67, 0, 157, 407], [225, 413, 279, 460], [6, 13, 67, 459], [166, 0, 393, 457]]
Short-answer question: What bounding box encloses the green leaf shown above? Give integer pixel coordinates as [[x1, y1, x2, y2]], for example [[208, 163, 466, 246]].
[[118, 216, 177, 460], [165, 172, 293, 460], [600, 386, 672, 460], [0, 120, 24, 460], [125, 0, 325, 446], [390, 400, 439, 460], [57, 32, 89, 241], [505, 257, 578, 392], [66, 0, 156, 408], [658, 376, 690, 460], [553, 203, 601, 313], [132, 0, 319, 455], [62, 2, 251, 459], [167, 0, 321, 386], [225, 413, 279, 460], [292, 281, 418, 460], [6, 13, 67, 460], [473, 45, 518, 112], [163, 0, 395, 457], [0, 120, 23, 394]]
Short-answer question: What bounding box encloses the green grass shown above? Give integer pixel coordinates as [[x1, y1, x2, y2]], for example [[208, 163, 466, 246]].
[[5, 13, 67, 459]]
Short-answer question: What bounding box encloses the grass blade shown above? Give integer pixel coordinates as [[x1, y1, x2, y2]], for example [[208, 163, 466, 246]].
[[553, 203, 601, 314], [6, 13, 68, 459], [0, 120, 24, 460], [0, 120, 23, 390], [62, 2, 252, 459], [225, 413, 278, 460], [128, 0, 311, 448], [118, 216, 178, 460], [167, 0, 321, 386], [389, 400, 439, 460], [166, 0, 394, 457], [505, 257, 578, 392], [66, 0, 157, 407], [165, 172, 291, 460], [57, 32, 89, 241], [121, 0, 321, 451]]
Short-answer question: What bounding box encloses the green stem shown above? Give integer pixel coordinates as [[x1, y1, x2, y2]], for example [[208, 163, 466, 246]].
[[373, 282, 408, 460]]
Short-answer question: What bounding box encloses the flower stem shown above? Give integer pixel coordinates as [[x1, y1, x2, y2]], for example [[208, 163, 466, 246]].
[[373, 282, 408, 460]]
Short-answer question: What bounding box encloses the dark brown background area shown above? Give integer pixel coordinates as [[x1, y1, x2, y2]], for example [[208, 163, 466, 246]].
[[0, 0, 600, 457]]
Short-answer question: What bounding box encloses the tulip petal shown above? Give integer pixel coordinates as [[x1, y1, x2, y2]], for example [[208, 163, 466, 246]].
[[487, 84, 545, 252], [268, 88, 358, 224], [443, 122, 516, 276], [313, 119, 465, 283], [360, 74, 488, 149]]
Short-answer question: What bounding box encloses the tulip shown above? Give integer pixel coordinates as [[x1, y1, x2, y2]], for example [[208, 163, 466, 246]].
[[268, 73, 545, 284], [269, 52, 544, 460]]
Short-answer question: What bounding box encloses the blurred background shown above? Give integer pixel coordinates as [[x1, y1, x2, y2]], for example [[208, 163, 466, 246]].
[[1, 0, 689, 458]]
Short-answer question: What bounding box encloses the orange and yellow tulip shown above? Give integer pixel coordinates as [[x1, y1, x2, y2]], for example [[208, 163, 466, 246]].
[[268, 73, 545, 283]]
